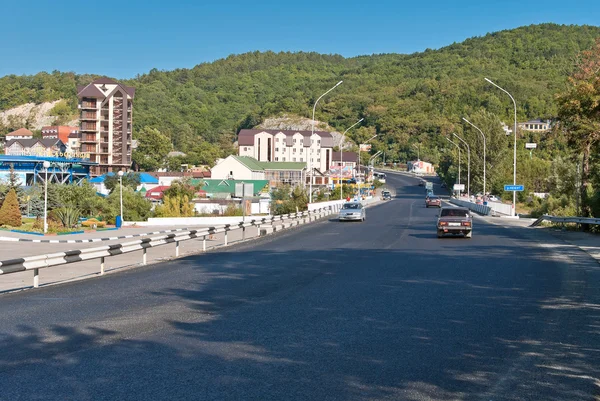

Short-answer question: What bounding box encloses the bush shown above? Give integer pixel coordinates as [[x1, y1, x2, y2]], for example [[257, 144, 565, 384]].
[[223, 203, 243, 216], [81, 218, 106, 228], [51, 207, 81, 228], [0, 189, 22, 227]]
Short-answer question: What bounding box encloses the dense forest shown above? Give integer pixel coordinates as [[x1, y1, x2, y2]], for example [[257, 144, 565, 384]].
[[1, 23, 599, 216]]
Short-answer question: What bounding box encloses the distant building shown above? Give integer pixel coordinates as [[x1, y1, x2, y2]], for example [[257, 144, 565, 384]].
[[5, 128, 34, 141], [330, 151, 358, 179], [4, 138, 65, 157], [211, 155, 307, 188], [500, 122, 513, 136], [237, 129, 334, 176], [518, 119, 552, 132], [67, 131, 81, 153], [408, 160, 435, 174], [89, 172, 158, 196], [41, 126, 79, 145], [77, 77, 135, 176]]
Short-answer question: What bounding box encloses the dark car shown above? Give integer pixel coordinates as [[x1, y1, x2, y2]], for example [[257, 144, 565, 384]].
[[426, 195, 441, 208], [436, 207, 472, 238], [382, 190, 392, 200]]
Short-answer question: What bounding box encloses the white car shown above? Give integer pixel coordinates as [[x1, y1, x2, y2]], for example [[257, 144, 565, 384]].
[[488, 195, 499, 202], [338, 202, 366, 222]]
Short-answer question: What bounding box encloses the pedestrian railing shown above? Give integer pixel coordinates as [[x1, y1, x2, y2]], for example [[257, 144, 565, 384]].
[[0, 205, 341, 290], [530, 215, 600, 227]]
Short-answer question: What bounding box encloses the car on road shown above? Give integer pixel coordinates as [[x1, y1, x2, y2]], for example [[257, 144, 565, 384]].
[[382, 190, 392, 200], [436, 207, 472, 238], [426, 195, 441, 208], [338, 202, 366, 222], [488, 195, 499, 202]]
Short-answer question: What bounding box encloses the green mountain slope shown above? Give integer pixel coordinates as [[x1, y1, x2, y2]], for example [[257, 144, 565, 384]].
[[1, 23, 599, 153]]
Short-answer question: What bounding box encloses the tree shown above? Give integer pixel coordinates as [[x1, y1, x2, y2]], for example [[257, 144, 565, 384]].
[[132, 127, 172, 171], [556, 38, 600, 217], [0, 188, 22, 227], [103, 173, 141, 194]]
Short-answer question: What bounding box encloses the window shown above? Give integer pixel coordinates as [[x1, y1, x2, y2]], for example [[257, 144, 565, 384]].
[[275, 157, 279, 161], [275, 148, 279, 152], [293, 157, 296, 161], [276, 138, 279, 142], [317, 158, 320, 162], [283, 157, 286, 161], [293, 139, 296, 143], [293, 148, 296, 153], [317, 140, 321, 145], [244, 147, 248, 151]]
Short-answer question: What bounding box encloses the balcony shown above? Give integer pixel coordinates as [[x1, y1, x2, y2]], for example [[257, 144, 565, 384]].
[[80, 113, 97, 121], [80, 102, 97, 110]]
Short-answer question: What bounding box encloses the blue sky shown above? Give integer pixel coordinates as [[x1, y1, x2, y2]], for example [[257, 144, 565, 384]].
[[2, 0, 599, 78]]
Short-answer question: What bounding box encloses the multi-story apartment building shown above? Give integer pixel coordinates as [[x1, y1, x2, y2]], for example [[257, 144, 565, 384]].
[[237, 129, 334, 174], [77, 78, 135, 176]]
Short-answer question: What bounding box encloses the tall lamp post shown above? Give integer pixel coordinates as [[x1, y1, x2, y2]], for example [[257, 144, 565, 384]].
[[443, 136, 461, 196], [453, 133, 470, 199], [462, 117, 486, 196], [43, 161, 50, 234], [118, 170, 124, 225], [357, 134, 378, 199], [485, 77, 517, 217], [340, 118, 364, 200], [310, 80, 343, 203]]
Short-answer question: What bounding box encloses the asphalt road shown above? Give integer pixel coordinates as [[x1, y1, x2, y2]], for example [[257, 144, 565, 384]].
[[1, 172, 599, 401]]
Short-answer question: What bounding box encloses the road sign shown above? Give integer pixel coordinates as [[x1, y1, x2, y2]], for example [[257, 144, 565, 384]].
[[453, 184, 465, 191], [504, 184, 524, 191], [525, 143, 537, 149]]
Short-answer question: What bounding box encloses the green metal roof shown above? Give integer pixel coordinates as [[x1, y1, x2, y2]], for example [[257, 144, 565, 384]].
[[233, 156, 306, 171], [190, 179, 270, 195]]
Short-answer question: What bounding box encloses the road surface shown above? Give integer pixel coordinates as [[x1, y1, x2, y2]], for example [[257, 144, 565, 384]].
[[1, 172, 599, 401]]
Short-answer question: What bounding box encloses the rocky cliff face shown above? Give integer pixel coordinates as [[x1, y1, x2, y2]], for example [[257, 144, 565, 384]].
[[0, 100, 77, 131]]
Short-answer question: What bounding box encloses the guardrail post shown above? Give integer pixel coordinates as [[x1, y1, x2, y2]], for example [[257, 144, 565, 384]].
[[225, 230, 228, 246], [33, 268, 39, 288], [203, 235, 206, 252], [100, 257, 105, 275], [175, 241, 180, 257], [142, 248, 147, 265], [242, 225, 246, 241]]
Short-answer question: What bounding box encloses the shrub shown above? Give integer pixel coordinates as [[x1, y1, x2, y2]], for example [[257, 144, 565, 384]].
[[81, 218, 106, 228], [0, 189, 22, 227], [51, 207, 81, 228]]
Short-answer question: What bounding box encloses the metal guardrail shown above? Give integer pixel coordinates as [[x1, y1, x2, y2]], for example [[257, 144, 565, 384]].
[[449, 198, 492, 216], [0, 205, 341, 289], [530, 215, 600, 227]]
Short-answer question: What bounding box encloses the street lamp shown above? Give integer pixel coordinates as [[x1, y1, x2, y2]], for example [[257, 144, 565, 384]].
[[43, 161, 50, 234], [443, 136, 461, 195], [453, 133, 470, 199], [340, 118, 364, 200], [462, 117, 487, 196], [310, 80, 343, 203], [357, 134, 377, 200], [118, 170, 124, 224], [485, 77, 517, 217]]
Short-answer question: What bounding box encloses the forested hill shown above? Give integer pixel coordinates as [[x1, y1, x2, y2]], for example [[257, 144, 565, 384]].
[[1, 23, 600, 161]]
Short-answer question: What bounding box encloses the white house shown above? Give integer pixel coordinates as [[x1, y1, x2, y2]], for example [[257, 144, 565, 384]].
[[237, 129, 334, 175], [211, 155, 307, 188]]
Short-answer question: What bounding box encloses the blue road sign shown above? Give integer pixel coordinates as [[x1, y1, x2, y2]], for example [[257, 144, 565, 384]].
[[504, 184, 524, 191]]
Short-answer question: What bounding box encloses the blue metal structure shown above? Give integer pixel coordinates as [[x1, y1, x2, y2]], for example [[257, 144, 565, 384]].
[[0, 155, 98, 186]]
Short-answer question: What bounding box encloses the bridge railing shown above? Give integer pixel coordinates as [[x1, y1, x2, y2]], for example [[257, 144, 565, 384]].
[[530, 215, 600, 227], [0, 205, 342, 290]]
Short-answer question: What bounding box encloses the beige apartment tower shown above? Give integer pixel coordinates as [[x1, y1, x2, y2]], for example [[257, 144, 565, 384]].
[[77, 78, 135, 176]]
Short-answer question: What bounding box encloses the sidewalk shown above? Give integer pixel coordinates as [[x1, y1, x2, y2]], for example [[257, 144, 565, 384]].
[[480, 215, 600, 265]]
